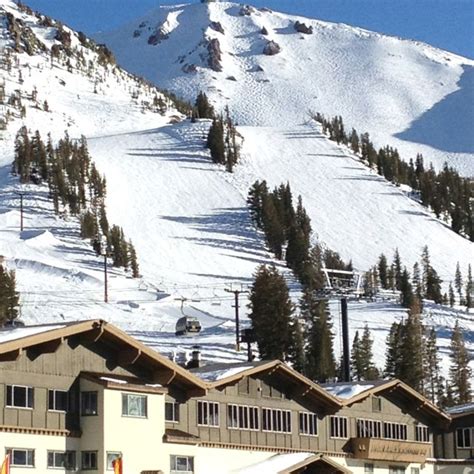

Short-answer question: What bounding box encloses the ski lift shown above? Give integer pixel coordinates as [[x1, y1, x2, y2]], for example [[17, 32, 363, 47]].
[[175, 316, 202, 336], [211, 288, 222, 306]]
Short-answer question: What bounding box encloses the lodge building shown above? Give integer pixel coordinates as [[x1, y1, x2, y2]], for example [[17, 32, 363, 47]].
[[0, 319, 472, 474]]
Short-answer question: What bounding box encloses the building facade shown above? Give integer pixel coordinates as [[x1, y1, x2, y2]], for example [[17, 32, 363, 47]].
[[0, 320, 472, 474]]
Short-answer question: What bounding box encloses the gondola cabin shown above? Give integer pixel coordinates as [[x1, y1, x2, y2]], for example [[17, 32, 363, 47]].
[[175, 316, 202, 336]]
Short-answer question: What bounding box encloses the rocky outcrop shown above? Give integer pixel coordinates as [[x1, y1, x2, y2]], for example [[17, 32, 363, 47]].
[[294, 21, 313, 35], [148, 28, 169, 45], [207, 38, 223, 71], [263, 40, 281, 56], [261, 26, 269, 36], [239, 5, 255, 16], [182, 63, 197, 74], [210, 21, 225, 34]]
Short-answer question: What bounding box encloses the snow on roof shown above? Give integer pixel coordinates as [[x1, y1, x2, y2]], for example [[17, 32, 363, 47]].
[[447, 403, 474, 415], [237, 453, 314, 473], [99, 376, 127, 385], [0, 324, 66, 344], [323, 382, 376, 399], [195, 364, 255, 382]]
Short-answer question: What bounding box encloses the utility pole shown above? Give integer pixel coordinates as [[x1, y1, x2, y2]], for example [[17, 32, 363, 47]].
[[16, 191, 24, 231], [225, 286, 248, 351], [101, 236, 108, 303]]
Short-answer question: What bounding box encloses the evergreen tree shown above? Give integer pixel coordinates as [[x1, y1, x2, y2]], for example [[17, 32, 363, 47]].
[[207, 118, 225, 165], [424, 327, 445, 405], [304, 294, 336, 382], [0, 264, 20, 325], [399, 267, 414, 308], [385, 322, 403, 378], [359, 325, 379, 380], [288, 319, 306, 374], [393, 249, 402, 290], [448, 283, 455, 307], [351, 331, 364, 381], [195, 91, 214, 119], [128, 241, 140, 278], [454, 262, 463, 303], [248, 265, 294, 360], [466, 264, 473, 309], [448, 320, 472, 405], [378, 254, 388, 289], [412, 262, 423, 301]]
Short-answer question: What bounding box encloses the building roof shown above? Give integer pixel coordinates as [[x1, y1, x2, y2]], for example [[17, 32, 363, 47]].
[[322, 380, 387, 399], [197, 360, 342, 411], [0, 319, 207, 392], [237, 453, 351, 474], [340, 379, 451, 427], [446, 403, 474, 418]]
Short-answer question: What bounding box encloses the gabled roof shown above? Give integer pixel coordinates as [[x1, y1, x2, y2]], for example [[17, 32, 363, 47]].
[[0, 319, 207, 392], [340, 379, 451, 426], [447, 403, 474, 418], [201, 360, 342, 411]]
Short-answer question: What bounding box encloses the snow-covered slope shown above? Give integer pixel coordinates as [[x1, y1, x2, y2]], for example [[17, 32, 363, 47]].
[[0, 0, 472, 375], [98, 1, 474, 176]]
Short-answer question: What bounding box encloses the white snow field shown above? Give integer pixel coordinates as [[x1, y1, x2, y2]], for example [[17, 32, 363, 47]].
[[0, 0, 472, 374], [98, 1, 474, 176]]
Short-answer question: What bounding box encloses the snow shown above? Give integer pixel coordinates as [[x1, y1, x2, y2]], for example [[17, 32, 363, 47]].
[[98, 1, 474, 176], [194, 365, 255, 382], [0, 324, 66, 344], [446, 403, 474, 415], [323, 383, 376, 399], [99, 376, 128, 384], [236, 452, 313, 473], [0, 1, 472, 379]]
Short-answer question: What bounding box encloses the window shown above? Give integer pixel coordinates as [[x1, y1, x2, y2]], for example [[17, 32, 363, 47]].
[[330, 416, 348, 438], [415, 424, 429, 443], [197, 401, 219, 427], [6, 385, 34, 408], [372, 396, 382, 412], [364, 464, 374, 474], [389, 467, 405, 474], [48, 390, 68, 412], [228, 404, 259, 430], [6, 449, 34, 467], [47, 451, 76, 470], [456, 427, 472, 448], [122, 393, 147, 418], [357, 419, 382, 438], [299, 412, 318, 436], [165, 401, 180, 423], [106, 452, 122, 471], [170, 455, 194, 473], [82, 451, 98, 470], [262, 408, 291, 433], [410, 468, 420, 474], [81, 391, 98, 416], [383, 422, 407, 440]]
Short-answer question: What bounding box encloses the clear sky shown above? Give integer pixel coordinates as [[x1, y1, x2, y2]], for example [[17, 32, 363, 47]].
[[24, 0, 474, 59]]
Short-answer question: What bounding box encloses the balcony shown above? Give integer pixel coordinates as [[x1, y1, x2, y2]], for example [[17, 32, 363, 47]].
[[351, 437, 431, 463]]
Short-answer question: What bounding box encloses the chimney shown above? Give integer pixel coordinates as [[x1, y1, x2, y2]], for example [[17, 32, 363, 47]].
[[341, 298, 351, 382], [187, 346, 201, 369]]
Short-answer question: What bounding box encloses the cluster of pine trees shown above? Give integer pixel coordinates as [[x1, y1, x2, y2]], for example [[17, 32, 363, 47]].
[[248, 265, 338, 382], [314, 113, 473, 241], [206, 112, 240, 172], [0, 264, 19, 326], [386, 311, 471, 407], [12, 128, 139, 276], [247, 180, 351, 288], [364, 247, 443, 307], [449, 262, 473, 308]]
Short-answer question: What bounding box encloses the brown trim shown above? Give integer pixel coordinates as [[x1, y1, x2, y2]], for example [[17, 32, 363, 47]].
[[208, 361, 342, 410], [341, 379, 451, 425], [0, 424, 81, 438], [0, 319, 207, 391], [197, 440, 352, 458]]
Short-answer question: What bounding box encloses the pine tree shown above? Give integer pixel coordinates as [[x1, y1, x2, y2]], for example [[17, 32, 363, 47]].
[[378, 254, 388, 289], [359, 325, 379, 380], [288, 319, 306, 374], [207, 118, 225, 165], [248, 265, 294, 360], [399, 267, 414, 308], [385, 322, 403, 378], [412, 262, 422, 301], [128, 241, 140, 278], [0, 264, 20, 325], [454, 262, 463, 303], [351, 331, 364, 381], [448, 321, 472, 405], [304, 294, 336, 383], [448, 283, 455, 307], [393, 249, 402, 290], [466, 264, 473, 309], [195, 91, 214, 119], [424, 327, 444, 405]]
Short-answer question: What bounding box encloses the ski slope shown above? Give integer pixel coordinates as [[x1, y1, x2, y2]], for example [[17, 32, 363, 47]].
[[98, 1, 474, 176], [0, 0, 472, 375]]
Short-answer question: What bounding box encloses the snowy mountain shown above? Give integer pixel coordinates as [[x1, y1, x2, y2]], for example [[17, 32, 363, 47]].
[[0, 0, 472, 375], [98, 1, 474, 177]]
